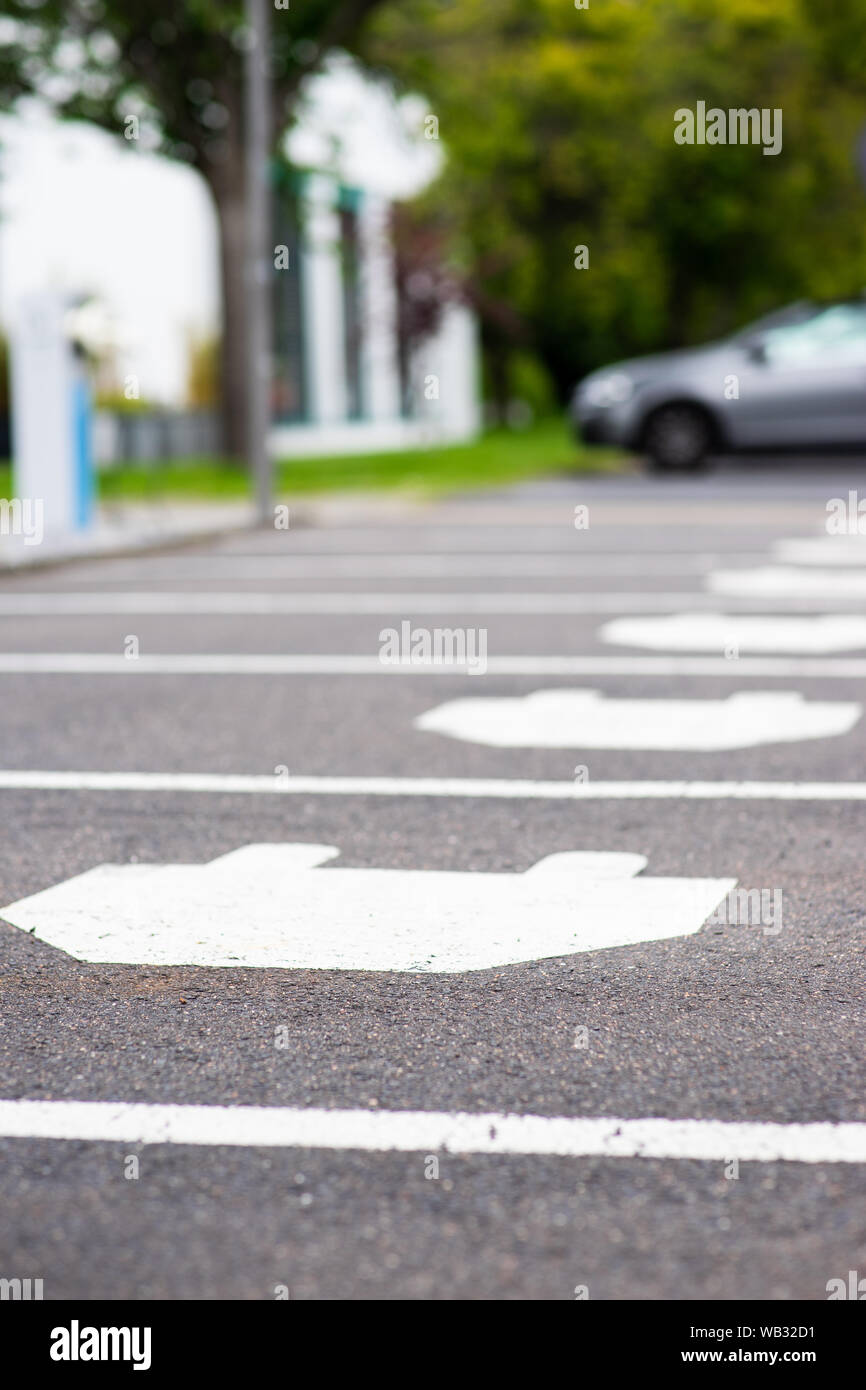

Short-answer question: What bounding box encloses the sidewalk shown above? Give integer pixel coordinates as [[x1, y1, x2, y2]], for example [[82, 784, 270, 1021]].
[[0, 466, 840, 572], [0, 490, 461, 571], [0, 500, 259, 571]]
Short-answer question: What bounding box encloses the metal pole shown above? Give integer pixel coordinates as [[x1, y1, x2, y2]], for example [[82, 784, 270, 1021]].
[[244, 0, 273, 525]]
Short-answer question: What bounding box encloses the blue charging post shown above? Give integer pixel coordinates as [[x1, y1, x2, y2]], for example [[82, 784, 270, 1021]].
[[10, 293, 95, 541], [71, 341, 95, 530]]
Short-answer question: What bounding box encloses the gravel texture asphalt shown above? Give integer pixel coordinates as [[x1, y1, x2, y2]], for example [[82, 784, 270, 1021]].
[[0, 462, 864, 1300]]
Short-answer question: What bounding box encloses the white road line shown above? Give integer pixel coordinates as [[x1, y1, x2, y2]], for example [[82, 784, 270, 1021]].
[[1, 591, 866, 614], [0, 1100, 862, 1161], [1, 770, 865, 799], [600, 614, 866, 654], [2, 652, 866, 677], [774, 537, 866, 567], [212, 526, 787, 550], [75, 554, 767, 578], [709, 567, 866, 598]]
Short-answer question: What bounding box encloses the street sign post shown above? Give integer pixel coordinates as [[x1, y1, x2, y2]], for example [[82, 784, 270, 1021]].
[[244, 0, 273, 525]]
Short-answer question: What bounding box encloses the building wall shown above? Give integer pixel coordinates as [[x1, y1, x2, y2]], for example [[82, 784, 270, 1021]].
[[93, 169, 481, 465], [271, 172, 480, 458]]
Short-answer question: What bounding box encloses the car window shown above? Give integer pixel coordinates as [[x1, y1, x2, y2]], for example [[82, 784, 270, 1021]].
[[761, 305, 866, 366], [734, 302, 817, 339]]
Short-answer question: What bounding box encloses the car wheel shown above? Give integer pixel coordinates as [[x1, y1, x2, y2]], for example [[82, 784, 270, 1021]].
[[643, 405, 712, 472]]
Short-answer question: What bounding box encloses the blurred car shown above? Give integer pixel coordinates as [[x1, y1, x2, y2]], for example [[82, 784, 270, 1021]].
[[571, 299, 866, 471]]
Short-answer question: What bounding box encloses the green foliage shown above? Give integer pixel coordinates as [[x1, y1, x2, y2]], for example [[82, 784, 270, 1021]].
[[0, 335, 8, 413], [368, 0, 866, 397], [0, 1, 390, 460], [507, 351, 557, 417], [94, 392, 153, 414], [0, 419, 618, 504], [4, 0, 864, 419], [185, 333, 219, 409], [0, 2, 387, 172]]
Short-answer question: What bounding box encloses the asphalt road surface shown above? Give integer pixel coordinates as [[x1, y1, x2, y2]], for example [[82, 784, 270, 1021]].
[[1, 460, 865, 1301]]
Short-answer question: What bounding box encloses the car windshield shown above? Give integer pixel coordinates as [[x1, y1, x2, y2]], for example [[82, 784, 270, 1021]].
[[730, 301, 819, 340], [759, 303, 866, 365]]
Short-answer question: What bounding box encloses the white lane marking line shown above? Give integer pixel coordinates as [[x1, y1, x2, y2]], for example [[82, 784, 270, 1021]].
[[600, 613, 866, 653], [4, 653, 866, 677], [0, 1100, 863, 1161], [1, 770, 866, 799], [71, 554, 766, 578], [1, 591, 866, 614], [222, 527, 788, 550], [709, 567, 866, 598], [774, 536, 866, 566], [0, 844, 734, 972], [414, 690, 862, 751]]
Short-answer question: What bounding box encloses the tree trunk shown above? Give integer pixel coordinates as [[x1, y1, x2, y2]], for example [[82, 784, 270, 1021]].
[[207, 161, 250, 461], [484, 331, 510, 424]]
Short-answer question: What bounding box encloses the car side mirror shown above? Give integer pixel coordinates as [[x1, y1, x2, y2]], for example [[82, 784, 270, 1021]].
[[745, 337, 767, 364]]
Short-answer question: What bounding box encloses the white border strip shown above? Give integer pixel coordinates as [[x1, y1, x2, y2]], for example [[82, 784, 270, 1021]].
[[0, 1100, 862, 1161], [82, 555, 765, 578], [0, 770, 865, 800], [1, 592, 865, 614], [2, 653, 866, 677]]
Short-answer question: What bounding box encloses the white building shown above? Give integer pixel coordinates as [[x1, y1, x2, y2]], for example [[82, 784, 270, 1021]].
[[0, 58, 481, 461], [269, 167, 480, 457]]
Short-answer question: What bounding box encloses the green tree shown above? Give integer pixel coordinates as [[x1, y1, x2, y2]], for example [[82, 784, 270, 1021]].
[[0, 1, 387, 457], [369, 0, 866, 403]]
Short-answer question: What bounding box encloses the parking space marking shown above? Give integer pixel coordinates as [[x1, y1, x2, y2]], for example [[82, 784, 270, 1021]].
[[4, 494, 865, 1305], [709, 567, 866, 598], [72, 553, 769, 579], [3, 652, 866, 677], [600, 613, 866, 653], [415, 690, 861, 750], [1, 844, 734, 970], [1, 769, 866, 799], [774, 537, 866, 566], [2, 591, 866, 614], [1, 1100, 864, 1162]]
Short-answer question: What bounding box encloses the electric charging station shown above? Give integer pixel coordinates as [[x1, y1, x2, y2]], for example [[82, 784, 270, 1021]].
[[10, 292, 94, 541]]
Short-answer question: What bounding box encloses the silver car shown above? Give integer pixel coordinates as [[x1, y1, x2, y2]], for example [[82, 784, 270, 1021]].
[[571, 299, 866, 470]]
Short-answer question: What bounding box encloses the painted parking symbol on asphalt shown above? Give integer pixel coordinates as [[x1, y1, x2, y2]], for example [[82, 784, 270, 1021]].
[[773, 536, 866, 565], [414, 689, 861, 750], [2, 485, 866, 1306], [599, 613, 866, 652], [0, 843, 735, 973], [707, 566, 866, 598]]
